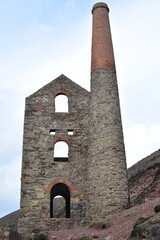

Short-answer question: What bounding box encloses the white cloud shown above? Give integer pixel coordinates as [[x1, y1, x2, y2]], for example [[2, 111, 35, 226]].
[[124, 124, 160, 167]]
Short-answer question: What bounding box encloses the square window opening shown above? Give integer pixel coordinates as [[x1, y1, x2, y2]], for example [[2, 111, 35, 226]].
[[50, 129, 56, 135], [68, 129, 74, 135]]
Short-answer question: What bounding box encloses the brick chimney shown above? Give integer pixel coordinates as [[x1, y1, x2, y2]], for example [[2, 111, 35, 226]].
[[91, 2, 115, 72]]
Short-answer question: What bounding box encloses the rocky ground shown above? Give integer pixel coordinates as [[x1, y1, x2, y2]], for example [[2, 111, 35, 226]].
[[48, 196, 160, 240]]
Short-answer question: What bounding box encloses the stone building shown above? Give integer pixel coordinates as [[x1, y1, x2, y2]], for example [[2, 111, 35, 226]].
[[18, 2, 129, 236]]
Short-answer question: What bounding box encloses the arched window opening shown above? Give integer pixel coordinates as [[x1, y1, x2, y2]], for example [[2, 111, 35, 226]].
[[55, 94, 68, 113], [54, 141, 69, 162], [50, 183, 70, 218]]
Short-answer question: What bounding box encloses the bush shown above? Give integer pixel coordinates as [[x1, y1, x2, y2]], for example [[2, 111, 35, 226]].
[[134, 217, 149, 226], [130, 217, 150, 238], [154, 205, 160, 213], [130, 228, 137, 238], [33, 233, 47, 240]]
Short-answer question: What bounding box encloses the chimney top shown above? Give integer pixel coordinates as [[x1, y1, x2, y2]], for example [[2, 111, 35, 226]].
[[91, 2, 115, 72], [92, 2, 109, 14]]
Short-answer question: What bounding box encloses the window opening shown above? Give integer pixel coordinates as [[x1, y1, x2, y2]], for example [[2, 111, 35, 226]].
[[68, 129, 74, 135], [55, 94, 68, 112], [50, 183, 70, 218], [54, 141, 69, 162], [50, 129, 56, 135]]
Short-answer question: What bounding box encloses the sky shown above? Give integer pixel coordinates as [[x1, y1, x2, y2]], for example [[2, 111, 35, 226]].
[[0, 0, 160, 218]]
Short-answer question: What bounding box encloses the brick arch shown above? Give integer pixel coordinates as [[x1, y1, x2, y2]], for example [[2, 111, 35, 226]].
[[53, 90, 72, 98], [46, 178, 76, 193], [51, 137, 71, 147]]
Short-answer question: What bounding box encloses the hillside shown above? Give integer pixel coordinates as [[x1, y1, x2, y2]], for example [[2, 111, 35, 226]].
[[128, 148, 160, 205], [0, 210, 19, 231]]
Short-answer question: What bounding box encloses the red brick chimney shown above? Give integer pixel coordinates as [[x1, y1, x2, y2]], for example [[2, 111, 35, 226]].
[[91, 2, 115, 72]]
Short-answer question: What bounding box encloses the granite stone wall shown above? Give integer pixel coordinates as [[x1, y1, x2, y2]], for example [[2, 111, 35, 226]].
[[87, 67, 129, 220], [18, 74, 90, 235]]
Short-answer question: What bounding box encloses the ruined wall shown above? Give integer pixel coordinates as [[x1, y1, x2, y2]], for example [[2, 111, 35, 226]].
[[18, 74, 90, 235]]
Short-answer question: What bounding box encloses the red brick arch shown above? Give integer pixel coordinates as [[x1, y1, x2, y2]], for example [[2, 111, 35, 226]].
[[53, 90, 72, 98], [46, 178, 76, 193], [51, 137, 71, 147]]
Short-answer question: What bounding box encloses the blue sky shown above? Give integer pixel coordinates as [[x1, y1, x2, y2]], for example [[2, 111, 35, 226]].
[[0, 0, 160, 218]]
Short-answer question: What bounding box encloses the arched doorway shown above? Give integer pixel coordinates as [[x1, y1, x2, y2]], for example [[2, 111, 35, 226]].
[[50, 183, 70, 218]]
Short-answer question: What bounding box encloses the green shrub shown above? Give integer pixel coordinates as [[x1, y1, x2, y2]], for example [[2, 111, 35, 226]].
[[89, 221, 108, 229], [154, 205, 160, 213], [134, 217, 150, 226], [130, 228, 138, 238], [130, 217, 150, 238], [33, 233, 47, 240]]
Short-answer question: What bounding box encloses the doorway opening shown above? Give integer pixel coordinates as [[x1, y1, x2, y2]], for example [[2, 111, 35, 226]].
[[50, 183, 70, 218]]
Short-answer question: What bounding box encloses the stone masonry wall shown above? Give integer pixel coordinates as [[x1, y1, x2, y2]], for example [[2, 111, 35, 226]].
[[18, 75, 90, 235], [87, 67, 129, 220]]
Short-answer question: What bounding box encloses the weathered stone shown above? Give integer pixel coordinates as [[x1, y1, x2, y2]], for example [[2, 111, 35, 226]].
[[71, 204, 83, 211], [31, 200, 39, 207], [36, 192, 44, 199], [18, 75, 90, 235], [71, 197, 79, 204]]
